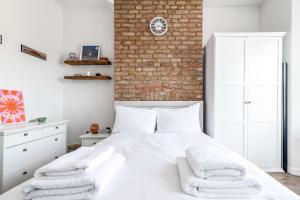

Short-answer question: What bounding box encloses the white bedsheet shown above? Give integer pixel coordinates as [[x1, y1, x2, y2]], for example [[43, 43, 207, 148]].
[[1, 132, 299, 200]]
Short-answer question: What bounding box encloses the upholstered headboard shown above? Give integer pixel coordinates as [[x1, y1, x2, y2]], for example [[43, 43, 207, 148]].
[[114, 101, 204, 129]]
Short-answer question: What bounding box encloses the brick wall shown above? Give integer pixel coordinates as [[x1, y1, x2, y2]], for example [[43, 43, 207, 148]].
[[115, 0, 203, 101]]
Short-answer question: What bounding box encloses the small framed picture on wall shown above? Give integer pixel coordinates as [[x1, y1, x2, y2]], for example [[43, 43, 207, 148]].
[[81, 45, 101, 61]]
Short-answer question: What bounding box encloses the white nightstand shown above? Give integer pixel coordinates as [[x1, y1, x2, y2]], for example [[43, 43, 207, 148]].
[[79, 132, 110, 147]]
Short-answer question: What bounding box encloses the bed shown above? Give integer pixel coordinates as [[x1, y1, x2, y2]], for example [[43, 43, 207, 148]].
[[1, 102, 299, 200]]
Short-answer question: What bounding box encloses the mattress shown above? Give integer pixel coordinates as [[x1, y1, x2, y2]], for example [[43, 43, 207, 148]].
[[1, 132, 299, 200]]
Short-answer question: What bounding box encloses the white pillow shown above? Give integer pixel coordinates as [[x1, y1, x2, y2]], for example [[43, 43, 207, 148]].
[[112, 105, 156, 134], [156, 103, 202, 133]]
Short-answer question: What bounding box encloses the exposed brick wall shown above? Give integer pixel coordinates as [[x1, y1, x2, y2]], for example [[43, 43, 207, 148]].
[[115, 0, 203, 101]]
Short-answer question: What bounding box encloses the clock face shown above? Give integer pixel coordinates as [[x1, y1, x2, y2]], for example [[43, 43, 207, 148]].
[[150, 17, 168, 36]]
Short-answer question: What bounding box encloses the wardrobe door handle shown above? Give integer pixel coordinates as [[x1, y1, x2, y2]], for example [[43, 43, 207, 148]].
[[244, 101, 252, 104], [55, 156, 58, 159], [55, 138, 58, 141], [55, 126, 59, 129], [24, 133, 29, 136], [23, 148, 27, 152], [22, 171, 28, 175]]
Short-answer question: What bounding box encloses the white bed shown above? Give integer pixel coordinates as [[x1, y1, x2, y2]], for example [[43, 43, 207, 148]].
[[1, 102, 299, 200]]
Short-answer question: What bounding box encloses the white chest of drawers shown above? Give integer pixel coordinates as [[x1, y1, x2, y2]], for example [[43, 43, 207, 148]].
[[0, 121, 68, 193]]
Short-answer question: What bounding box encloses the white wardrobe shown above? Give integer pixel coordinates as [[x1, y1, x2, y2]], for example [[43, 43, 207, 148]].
[[205, 33, 285, 172]]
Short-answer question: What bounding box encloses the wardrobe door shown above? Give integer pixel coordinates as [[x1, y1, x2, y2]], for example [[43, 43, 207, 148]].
[[245, 38, 282, 171], [214, 37, 245, 156]]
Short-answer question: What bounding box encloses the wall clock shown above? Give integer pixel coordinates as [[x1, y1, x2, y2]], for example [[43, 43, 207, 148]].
[[150, 17, 168, 36]]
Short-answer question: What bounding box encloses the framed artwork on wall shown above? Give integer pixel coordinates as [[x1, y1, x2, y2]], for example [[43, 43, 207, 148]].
[[81, 45, 101, 61], [21, 44, 47, 61], [0, 89, 26, 125]]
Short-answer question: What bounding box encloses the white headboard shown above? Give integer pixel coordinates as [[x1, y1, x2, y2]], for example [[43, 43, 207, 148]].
[[114, 101, 204, 129]]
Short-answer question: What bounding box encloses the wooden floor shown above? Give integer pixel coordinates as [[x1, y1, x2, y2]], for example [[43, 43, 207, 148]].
[[269, 173, 300, 195]]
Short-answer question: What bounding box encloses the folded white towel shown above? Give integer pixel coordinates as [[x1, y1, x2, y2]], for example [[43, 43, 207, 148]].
[[22, 153, 126, 199], [23, 185, 94, 200], [176, 157, 262, 199], [22, 176, 93, 194], [93, 153, 126, 191], [30, 190, 94, 200], [186, 146, 246, 180], [35, 146, 114, 177]]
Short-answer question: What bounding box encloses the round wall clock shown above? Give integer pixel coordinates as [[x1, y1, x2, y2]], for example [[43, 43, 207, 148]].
[[150, 17, 168, 36]]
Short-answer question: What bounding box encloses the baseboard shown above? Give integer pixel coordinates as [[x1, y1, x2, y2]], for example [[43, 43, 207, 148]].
[[288, 166, 300, 176]]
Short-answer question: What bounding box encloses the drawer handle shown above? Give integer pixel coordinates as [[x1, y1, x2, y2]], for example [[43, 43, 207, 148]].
[[24, 133, 29, 136], [23, 148, 27, 152], [55, 138, 58, 141], [22, 171, 28, 175], [55, 126, 59, 129]]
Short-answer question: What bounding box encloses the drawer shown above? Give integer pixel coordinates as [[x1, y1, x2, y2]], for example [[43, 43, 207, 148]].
[[4, 129, 43, 148], [43, 124, 67, 137], [3, 133, 66, 173], [3, 139, 43, 173], [3, 162, 35, 192], [45, 132, 66, 148], [82, 139, 102, 147]]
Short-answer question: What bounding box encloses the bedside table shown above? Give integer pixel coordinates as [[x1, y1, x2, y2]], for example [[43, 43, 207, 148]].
[[79, 132, 110, 147]]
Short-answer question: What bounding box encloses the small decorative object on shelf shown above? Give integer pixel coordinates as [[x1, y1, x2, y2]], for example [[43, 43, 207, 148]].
[[89, 123, 100, 134], [81, 45, 100, 61], [99, 57, 109, 64], [95, 73, 102, 76], [28, 117, 47, 123], [68, 52, 79, 61], [106, 127, 111, 134], [36, 117, 47, 123]]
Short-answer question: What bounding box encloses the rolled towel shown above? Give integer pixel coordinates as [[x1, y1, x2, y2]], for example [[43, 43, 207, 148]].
[[176, 157, 262, 199], [22, 153, 126, 199], [186, 146, 246, 180], [35, 146, 114, 177]]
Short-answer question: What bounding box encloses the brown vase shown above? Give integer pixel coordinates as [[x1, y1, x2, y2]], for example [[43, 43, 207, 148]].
[[90, 123, 100, 134]]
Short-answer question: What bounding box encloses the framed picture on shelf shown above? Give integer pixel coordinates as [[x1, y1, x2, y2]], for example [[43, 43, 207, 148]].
[[81, 45, 100, 61], [0, 89, 26, 125]]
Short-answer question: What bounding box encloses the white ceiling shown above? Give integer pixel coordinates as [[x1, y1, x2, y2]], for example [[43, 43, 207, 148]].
[[204, 0, 265, 7], [56, 0, 266, 8]]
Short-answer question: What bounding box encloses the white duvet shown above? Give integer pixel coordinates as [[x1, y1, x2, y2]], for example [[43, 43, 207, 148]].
[[1, 132, 300, 200]]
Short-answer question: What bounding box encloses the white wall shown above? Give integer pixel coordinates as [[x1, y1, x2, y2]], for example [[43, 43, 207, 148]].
[[0, 0, 63, 123], [288, 0, 300, 176], [62, 3, 115, 145], [203, 6, 260, 45], [260, 0, 300, 176]]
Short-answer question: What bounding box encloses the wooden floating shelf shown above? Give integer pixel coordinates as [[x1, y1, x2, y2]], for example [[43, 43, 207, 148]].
[[64, 76, 112, 80], [64, 60, 112, 66]]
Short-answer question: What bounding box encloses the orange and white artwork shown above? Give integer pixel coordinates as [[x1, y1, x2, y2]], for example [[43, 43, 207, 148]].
[[0, 90, 26, 124]]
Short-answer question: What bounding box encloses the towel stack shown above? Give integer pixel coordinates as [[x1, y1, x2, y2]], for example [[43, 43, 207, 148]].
[[176, 146, 262, 199], [22, 146, 125, 200]]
